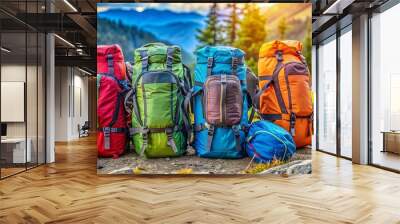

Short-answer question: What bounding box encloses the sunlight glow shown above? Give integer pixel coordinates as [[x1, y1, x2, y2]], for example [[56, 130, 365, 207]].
[[135, 6, 145, 12]]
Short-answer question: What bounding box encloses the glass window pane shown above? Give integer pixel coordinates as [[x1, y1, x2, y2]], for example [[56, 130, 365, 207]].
[[340, 28, 352, 158], [371, 4, 400, 171], [317, 36, 337, 154], [1, 31, 27, 177]]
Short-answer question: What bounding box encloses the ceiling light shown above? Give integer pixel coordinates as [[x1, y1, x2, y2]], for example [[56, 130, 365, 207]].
[[63, 0, 78, 12], [1, 47, 11, 53], [78, 67, 93, 76], [54, 34, 75, 48]]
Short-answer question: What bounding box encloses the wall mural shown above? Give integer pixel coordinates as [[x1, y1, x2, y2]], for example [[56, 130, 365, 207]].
[[96, 3, 313, 175]]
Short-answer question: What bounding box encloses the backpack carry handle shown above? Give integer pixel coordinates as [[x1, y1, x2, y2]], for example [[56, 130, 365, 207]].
[[142, 42, 166, 48]]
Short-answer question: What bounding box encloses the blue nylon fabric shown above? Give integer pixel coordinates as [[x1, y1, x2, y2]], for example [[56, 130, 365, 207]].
[[193, 46, 248, 159], [245, 120, 296, 163]]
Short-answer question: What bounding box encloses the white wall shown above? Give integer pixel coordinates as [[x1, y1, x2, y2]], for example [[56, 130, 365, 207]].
[[54, 67, 89, 141], [55, 66, 68, 141]]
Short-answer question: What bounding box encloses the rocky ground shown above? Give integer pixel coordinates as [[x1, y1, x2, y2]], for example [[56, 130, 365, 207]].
[[97, 147, 312, 175]]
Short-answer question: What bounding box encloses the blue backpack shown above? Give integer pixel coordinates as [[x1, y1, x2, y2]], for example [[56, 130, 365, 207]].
[[246, 120, 296, 163], [191, 46, 248, 158]]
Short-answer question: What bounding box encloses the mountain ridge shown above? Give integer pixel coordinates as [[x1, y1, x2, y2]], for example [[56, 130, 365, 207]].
[[97, 18, 195, 65], [98, 8, 205, 27]]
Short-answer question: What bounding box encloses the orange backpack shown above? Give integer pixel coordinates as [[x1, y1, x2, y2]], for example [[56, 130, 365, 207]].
[[255, 40, 313, 148]]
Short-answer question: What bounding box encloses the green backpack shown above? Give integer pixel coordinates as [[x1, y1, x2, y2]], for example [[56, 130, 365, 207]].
[[130, 43, 191, 158]]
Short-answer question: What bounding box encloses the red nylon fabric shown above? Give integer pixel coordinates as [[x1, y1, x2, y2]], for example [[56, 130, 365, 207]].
[[97, 45, 127, 158]]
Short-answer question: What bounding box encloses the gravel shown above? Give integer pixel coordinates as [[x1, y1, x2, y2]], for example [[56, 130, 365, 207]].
[[260, 160, 312, 175], [97, 148, 312, 175]]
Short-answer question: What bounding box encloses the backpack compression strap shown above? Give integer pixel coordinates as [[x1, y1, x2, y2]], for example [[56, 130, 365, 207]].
[[98, 127, 127, 150], [102, 91, 126, 150], [180, 64, 193, 143], [130, 126, 181, 155], [232, 125, 242, 151], [98, 73, 130, 150]]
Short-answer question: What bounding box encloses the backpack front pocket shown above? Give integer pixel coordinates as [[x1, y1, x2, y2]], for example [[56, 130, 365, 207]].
[[137, 71, 180, 128], [204, 75, 243, 126]]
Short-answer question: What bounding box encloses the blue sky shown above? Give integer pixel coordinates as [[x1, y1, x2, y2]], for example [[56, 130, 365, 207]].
[[97, 3, 272, 15], [97, 3, 212, 15]]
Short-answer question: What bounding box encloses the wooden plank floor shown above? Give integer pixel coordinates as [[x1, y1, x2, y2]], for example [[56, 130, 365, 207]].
[[0, 135, 399, 224]]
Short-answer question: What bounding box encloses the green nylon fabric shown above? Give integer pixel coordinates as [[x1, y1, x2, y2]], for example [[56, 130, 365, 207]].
[[132, 43, 186, 157]]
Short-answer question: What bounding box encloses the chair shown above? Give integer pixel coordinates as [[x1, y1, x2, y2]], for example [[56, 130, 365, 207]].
[[78, 121, 90, 138]]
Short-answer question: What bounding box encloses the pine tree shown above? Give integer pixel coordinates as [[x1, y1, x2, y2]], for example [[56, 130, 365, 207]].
[[196, 3, 222, 48], [302, 16, 312, 70], [278, 17, 289, 40], [223, 3, 240, 45], [234, 4, 267, 73]]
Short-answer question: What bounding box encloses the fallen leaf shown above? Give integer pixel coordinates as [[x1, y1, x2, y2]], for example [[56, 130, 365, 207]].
[[176, 168, 193, 174], [133, 167, 144, 174]]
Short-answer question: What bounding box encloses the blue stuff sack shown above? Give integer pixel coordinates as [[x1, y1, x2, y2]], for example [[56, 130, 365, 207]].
[[246, 120, 296, 163]]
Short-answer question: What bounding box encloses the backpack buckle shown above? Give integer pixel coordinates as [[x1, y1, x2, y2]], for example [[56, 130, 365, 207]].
[[140, 127, 150, 157], [103, 127, 111, 150], [207, 125, 214, 136], [221, 74, 227, 83], [232, 125, 241, 133], [142, 126, 150, 135], [290, 113, 296, 136], [103, 127, 111, 137], [275, 51, 283, 62], [207, 57, 214, 68], [165, 127, 173, 134], [207, 57, 214, 76], [165, 127, 178, 153], [232, 57, 238, 69]]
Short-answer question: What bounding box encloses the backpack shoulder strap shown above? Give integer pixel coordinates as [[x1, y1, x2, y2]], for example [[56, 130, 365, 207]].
[[138, 50, 149, 73], [166, 47, 174, 72], [254, 51, 285, 111], [207, 57, 214, 77], [232, 57, 239, 76], [106, 53, 114, 75]]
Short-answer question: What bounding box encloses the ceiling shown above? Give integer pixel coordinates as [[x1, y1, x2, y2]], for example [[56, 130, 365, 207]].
[[1, 0, 395, 73], [0, 0, 96, 73], [312, 0, 390, 43]]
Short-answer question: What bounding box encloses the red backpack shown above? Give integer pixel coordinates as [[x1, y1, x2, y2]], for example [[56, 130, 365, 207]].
[[97, 45, 129, 158]]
